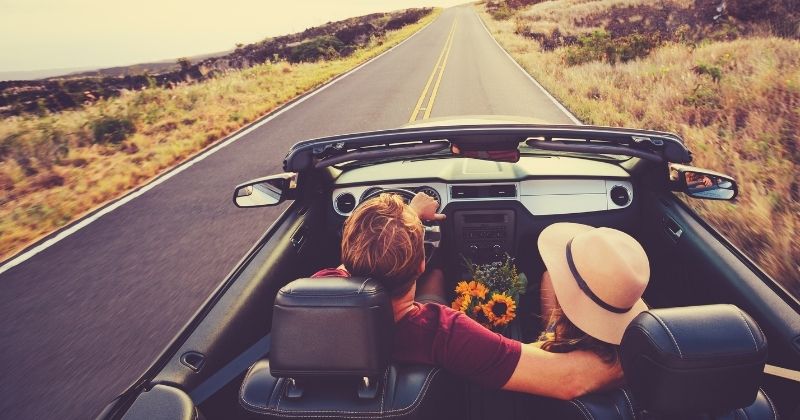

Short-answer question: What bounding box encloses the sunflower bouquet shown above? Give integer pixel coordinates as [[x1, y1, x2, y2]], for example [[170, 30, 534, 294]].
[[451, 255, 527, 331]]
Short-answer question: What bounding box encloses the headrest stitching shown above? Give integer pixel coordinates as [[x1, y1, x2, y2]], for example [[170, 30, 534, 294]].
[[737, 407, 748, 420], [648, 312, 683, 359], [575, 400, 596, 420], [358, 278, 371, 294], [568, 401, 591, 420], [736, 310, 759, 352], [620, 388, 636, 419], [759, 387, 777, 420]]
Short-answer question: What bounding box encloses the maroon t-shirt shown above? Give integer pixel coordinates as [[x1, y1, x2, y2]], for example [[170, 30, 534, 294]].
[[312, 268, 522, 389]]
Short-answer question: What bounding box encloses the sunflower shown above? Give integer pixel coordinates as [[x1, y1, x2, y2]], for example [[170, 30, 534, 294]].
[[451, 294, 473, 313], [454, 281, 471, 295], [483, 293, 517, 327], [472, 304, 492, 328], [454, 280, 488, 299]]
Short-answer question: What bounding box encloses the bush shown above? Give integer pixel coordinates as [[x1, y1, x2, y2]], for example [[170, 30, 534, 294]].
[[487, 2, 515, 20], [91, 115, 135, 144], [289, 36, 346, 63], [693, 63, 723, 82], [564, 30, 613, 65], [564, 30, 660, 65]]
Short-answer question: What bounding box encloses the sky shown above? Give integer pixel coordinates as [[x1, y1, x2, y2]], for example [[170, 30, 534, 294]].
[[0, 0, 467, 72]]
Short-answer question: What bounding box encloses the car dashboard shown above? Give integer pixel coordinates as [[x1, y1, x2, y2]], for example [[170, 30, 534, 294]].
[[329, 156, 636, 263]]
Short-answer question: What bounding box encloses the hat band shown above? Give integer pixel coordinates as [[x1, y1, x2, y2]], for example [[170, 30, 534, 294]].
[[566, 238, 633, 314]]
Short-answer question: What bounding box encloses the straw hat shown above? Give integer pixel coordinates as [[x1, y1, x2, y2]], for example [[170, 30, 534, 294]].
[[538, 223, 650, 344]]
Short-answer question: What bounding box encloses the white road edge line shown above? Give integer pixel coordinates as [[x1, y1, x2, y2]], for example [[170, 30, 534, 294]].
[[0, 14, 440, 276], [474, 10, 583, 125], [765, 364, 800, 383]]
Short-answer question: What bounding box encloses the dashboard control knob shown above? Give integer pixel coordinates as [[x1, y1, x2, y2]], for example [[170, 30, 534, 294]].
[[610, 185, 631, 206], [468, 245, 479, 255], [492, 244, 503, 255]]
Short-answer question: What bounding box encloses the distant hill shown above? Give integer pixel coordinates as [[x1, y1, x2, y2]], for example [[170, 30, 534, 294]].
[[56, 50, 233, 80], [0, 51, 233, 82], [0, 67, 98, 82], [0, 8, 431, 117]]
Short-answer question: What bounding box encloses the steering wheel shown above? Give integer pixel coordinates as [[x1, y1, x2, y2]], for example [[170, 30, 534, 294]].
[[359, 188, 442, 263]]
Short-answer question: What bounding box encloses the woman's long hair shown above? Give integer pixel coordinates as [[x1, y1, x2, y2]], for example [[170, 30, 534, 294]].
[[538, 307, 619, 365]]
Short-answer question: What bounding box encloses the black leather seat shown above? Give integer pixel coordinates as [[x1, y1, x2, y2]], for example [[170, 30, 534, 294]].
[[540, 304, 776, 419], [239, 277, 462, 419]]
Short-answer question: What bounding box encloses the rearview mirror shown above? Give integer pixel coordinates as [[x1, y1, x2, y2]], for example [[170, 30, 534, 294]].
[[233, 173, 297, 208], [670, 164, 737, 201], [451, 144, 520, 163]]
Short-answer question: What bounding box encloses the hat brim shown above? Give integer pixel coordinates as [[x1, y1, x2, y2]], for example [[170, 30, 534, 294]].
[[538, 223, 648, 345]]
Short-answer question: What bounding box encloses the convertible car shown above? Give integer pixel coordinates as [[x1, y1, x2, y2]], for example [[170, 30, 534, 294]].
[[101, 118, 799, 420]]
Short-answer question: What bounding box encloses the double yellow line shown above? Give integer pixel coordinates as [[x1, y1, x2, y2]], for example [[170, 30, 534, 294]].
[[409, 20, 457, 122]]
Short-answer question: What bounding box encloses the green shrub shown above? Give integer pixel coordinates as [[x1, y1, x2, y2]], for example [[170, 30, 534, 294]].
[[564, 30, 613, 65], [564, 30, 660, 65], [289, 36, 345, 63], [91, 115, 135, 144], [693, 63, 723, 82]]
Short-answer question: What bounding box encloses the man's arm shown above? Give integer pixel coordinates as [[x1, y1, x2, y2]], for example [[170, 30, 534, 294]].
[[502, 344, 624, 400]]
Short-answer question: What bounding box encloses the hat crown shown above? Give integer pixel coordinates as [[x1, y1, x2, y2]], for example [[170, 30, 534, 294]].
[[570, 228, 650, 310]]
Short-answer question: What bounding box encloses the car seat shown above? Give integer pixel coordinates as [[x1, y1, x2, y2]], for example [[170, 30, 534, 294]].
[[238, 277, 463, 419], [538, 304, 777, 419]]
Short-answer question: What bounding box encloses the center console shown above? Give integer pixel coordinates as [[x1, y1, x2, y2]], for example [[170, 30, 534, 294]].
[[453, 210, 515, 263]]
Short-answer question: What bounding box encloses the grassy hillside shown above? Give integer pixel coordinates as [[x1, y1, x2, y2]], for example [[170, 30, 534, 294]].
[[478, 0, 799, 296], [0, 8, 439, 261]]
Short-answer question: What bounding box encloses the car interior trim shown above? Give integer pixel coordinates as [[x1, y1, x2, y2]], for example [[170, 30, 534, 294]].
[[188, 334, 271, 404], [332, 179, 633, 217]]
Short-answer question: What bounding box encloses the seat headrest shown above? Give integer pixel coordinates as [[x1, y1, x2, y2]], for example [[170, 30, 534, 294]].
[[620, 304, 767, 415], [270, 277, 394, 379]]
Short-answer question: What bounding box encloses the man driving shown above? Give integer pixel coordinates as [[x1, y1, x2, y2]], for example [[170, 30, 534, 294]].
[[313, 192, 622, 399]]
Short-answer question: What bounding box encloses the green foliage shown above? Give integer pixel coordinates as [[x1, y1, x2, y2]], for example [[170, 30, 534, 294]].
[[464, 255, 527, 297], [91, 115, 135, 144], [683, 83, 721, 108], [564, 30, 660, 66], [289, 36, 345, 63], [564, 30, 613, 65], [693, 63, 723, 82]]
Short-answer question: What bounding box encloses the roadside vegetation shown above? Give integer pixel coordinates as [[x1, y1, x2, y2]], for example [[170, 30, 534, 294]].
[[479, 0, 799, 296], [0, 8, 438, 261]]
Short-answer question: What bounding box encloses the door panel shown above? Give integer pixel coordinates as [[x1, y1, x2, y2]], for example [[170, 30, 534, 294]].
[[639, 190, 800, 416]]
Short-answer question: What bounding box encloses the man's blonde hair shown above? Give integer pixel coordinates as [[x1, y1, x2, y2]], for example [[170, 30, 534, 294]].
[[341, 193, 424, 297]]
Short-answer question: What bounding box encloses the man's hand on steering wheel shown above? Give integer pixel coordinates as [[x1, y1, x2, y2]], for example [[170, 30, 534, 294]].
[[410, 192, 446, 222]]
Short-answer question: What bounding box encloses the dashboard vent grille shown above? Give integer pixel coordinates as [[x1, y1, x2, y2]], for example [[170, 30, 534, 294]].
[[451, 184, 516, 200], [334, 193, 356, 214]]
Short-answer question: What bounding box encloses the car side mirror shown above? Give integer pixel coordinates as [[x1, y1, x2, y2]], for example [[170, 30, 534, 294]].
[[233, 173, 297, 208], [669, 164, 738, 201]]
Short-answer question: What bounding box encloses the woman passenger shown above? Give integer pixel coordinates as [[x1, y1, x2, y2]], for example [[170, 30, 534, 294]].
[[535, 223, 650, 365]]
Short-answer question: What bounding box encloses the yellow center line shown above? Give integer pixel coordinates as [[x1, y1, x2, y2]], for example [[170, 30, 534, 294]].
[[408, 20, 457, 122], [423, 21, 456, 120]]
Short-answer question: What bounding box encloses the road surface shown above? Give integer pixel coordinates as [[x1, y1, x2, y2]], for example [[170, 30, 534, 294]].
[[0, 6, 575, 419]]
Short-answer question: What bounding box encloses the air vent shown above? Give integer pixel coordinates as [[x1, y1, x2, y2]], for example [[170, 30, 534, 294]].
[[610, 185, 631, 206], [451, 184, 516, 200], [335, 193, 356, 214]]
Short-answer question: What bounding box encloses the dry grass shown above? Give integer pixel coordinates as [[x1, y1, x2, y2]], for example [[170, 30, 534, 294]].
[[478, 1, 799, 297], [0, 9, 440, 261]]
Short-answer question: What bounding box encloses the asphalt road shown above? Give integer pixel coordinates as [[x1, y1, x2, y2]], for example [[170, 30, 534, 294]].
[[0, 6, 575, 419]]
